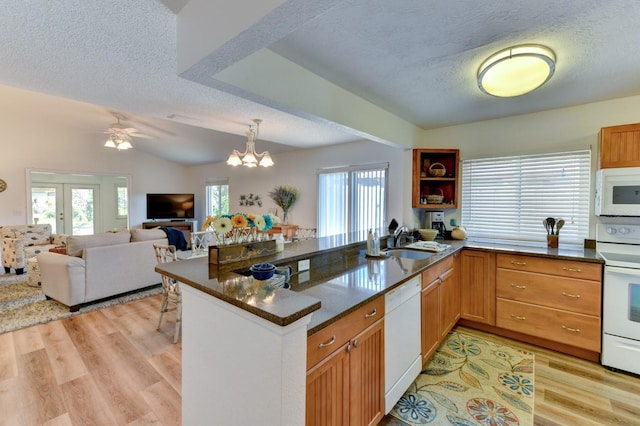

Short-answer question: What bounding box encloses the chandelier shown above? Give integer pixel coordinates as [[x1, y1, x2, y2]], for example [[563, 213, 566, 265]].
[[226, 119, 274, 168], [104, 133, 133, 150]]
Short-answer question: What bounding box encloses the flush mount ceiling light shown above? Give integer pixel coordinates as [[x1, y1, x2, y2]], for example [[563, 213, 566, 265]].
[[477, 44, 556, 97], [227, 119, 274, 168]]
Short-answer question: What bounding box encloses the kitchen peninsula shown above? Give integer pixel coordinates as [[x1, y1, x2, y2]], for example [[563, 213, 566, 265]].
[[155, 234, 602, 426]]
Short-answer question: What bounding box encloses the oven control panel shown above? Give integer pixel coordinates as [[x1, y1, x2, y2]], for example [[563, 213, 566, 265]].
[[597, 223, 640, 244]]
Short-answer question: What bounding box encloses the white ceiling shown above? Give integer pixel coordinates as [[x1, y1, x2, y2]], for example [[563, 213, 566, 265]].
[[2, 0, 640, 165]]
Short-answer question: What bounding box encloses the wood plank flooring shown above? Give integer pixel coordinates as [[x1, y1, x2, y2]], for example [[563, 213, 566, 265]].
[[1, 296, 639, 425]]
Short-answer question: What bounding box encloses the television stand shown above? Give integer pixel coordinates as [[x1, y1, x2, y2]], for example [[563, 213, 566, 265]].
[[142, 220, 197, 233]]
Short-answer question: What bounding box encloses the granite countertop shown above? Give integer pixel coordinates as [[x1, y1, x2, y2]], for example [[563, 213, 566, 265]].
[[155, 233, 603, 336]]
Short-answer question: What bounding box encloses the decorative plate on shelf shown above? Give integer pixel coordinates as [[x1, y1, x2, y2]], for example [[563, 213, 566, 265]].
[[0, 179, 6, 192]]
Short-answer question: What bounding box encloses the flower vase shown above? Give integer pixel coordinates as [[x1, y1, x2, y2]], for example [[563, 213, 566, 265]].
[[282, 211, 289, 224]]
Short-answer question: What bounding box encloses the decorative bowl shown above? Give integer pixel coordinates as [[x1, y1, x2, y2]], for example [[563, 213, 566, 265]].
[[418, 229, 438, 241], [249, 263, 277, 280]]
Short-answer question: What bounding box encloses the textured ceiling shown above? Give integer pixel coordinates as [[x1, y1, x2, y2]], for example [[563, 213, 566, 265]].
[[1, 0, 640, 165]]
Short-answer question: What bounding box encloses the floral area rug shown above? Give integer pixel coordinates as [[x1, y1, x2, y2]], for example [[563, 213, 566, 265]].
[[390, 328, 535, 426], [0, 273, 162, 334]]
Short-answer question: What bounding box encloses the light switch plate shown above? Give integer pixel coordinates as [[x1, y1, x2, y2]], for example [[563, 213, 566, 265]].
[[298, 259, 310, 271]]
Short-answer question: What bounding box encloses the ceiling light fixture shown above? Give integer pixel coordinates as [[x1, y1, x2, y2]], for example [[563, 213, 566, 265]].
[[227, 119, 274, 168], [477, 44, 556, 97], [104, 133, 133, 150]]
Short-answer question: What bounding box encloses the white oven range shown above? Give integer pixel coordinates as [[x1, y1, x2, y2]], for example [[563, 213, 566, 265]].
[[597, 222, 640, 375]]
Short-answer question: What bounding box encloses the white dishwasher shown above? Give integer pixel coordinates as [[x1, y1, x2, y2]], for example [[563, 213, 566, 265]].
[[384, 275, 422, 413]]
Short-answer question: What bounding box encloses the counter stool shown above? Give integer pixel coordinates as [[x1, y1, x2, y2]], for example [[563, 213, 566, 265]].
[[153, 243, 182, 343], [26, 257, 41, 287]]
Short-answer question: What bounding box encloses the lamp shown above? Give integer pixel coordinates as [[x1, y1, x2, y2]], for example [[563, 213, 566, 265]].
[[104, 133, 133, 150], [227, 119, 274, 168], [477, 44, 556, 97]]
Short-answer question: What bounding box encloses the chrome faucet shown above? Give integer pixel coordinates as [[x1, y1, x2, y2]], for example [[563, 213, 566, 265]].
[[393, 225, 410, 248]]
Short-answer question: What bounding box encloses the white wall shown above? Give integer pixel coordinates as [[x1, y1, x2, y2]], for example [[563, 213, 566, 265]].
[[413, 94, 640, 236], [187, 140, 408, 231], [0, 89, 188, 229]]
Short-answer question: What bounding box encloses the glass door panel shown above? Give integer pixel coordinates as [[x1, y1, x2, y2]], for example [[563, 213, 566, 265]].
[[66, 185, 99, 235], [32, 184, 63, 234]]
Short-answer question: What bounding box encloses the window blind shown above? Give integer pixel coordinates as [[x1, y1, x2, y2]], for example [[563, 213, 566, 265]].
[[318, 163, 388, 237], [461, 150, 591, 246]]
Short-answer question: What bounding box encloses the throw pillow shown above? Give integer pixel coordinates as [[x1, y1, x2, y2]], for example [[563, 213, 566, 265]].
[[66, 230, 132, 257]]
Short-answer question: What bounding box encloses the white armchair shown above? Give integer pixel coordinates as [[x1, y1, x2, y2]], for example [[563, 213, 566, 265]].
[[1, 224, 66, 274]]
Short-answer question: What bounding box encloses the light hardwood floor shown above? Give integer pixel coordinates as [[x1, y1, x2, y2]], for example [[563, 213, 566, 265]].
[[1, 296, 639, 425]]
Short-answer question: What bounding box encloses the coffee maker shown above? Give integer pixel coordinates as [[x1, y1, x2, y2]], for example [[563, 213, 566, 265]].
[[429, 211, 446, 239]]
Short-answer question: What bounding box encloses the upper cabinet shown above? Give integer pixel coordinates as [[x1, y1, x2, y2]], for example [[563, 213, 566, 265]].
[[412, 149, 460, 209], [600, 123, 640, 168]]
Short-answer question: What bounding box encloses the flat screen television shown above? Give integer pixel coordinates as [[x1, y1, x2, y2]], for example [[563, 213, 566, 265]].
[[146, 193, 195, 220]]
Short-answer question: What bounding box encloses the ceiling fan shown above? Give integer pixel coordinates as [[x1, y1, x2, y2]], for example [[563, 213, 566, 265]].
[[103, 113, 150, 150]]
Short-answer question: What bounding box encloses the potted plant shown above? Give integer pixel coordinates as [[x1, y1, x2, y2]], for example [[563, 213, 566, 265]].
[[269, 185, 298, 224]]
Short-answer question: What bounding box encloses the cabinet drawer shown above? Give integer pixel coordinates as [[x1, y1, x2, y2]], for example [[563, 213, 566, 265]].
[[496, 269, 601, 316], [497, 254, 602, 281], [307, 296, 384, 369], [496, 299, 601, 352], [422, 255, 454, 287]]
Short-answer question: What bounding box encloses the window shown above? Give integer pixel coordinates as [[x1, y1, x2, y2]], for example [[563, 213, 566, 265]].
[[318, 163, 388, 237], [116, 185, 128, 218], [205, 178, 229, 216], [461, 150, 591, 246]]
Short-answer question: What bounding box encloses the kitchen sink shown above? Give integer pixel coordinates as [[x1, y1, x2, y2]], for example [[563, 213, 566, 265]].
[[383, 248, 434, 260]]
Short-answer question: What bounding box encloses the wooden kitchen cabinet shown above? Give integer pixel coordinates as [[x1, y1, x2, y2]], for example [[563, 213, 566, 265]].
[[460, 250, 496, 325], [495, 253, 602, 353], [420, 253, 460, 364], [412, 149, 460, 209], [599, 123, 640, 168], [306, 297, 385, 426]]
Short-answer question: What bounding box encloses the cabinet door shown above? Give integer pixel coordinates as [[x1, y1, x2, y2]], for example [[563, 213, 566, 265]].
[[306, 342, 350, 426], [421, 279, 440, 364], [600, 123, 640, 168], [439, 257, 460, 339], [349, 319, 385, 426], [460, 250, 496, 325]]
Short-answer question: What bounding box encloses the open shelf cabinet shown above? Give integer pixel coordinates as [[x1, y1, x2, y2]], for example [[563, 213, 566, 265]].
[[412, 149, 459, 209]]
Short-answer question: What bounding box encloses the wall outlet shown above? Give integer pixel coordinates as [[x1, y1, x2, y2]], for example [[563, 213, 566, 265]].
[[298, 259, 310, 271]]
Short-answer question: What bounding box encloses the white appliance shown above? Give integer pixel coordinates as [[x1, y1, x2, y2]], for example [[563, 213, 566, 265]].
[[595, 167, 640, 216], [384, 275, 421, 413], [597, 222, 640, 375]]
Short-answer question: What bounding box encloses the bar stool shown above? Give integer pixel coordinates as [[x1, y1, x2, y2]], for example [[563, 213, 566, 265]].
[[153, 243, 182, 343]]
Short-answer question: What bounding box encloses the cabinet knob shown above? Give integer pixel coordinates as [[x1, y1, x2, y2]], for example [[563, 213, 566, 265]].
[[353, 339, 359, 348], [318, 335, 336, 348], [364, 308, 377, 319]]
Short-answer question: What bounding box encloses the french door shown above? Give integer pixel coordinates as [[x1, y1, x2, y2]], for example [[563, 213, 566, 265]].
[[31, 184, 100, 235]]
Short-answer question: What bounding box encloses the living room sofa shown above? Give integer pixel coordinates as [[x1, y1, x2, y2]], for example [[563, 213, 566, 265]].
[[37, 228, 168, 311]]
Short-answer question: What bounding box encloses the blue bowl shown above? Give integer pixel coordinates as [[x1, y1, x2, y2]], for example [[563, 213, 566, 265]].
[[249, 263, 276, 280]]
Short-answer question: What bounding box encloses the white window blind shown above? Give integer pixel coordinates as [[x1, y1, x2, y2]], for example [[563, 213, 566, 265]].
[[461, 150, 591, 246], [318, 163, 388, 238]]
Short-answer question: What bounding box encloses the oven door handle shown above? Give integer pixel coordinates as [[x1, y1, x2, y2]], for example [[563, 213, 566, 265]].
[[606, 266, 640, 277]]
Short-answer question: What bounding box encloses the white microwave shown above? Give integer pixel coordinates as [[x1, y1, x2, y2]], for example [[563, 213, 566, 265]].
[[595, 167, 640, 216]]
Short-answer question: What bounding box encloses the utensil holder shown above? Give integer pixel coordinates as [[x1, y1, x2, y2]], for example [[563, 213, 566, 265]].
[[547, 235, 558, 248]]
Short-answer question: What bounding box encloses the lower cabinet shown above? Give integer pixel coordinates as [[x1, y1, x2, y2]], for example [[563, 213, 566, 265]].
[[421, 253, 460, 363], [460, 250, 496, 325], [306, 297, 385, 426]]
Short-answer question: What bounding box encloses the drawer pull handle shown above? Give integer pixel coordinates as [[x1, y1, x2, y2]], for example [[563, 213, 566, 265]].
[[510, 314, 526, 321], [365, 308, 378, 319], [562, 325, 581, 333], [318, 335, 336, 348], [562, 292, 581, 299], [511, 261, 527, 266], [510, 283, 527, 289], [562, 267, 582, 273]]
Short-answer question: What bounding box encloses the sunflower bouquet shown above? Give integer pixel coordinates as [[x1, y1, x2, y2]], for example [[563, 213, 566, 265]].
[[202, 212, 280, 245]]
